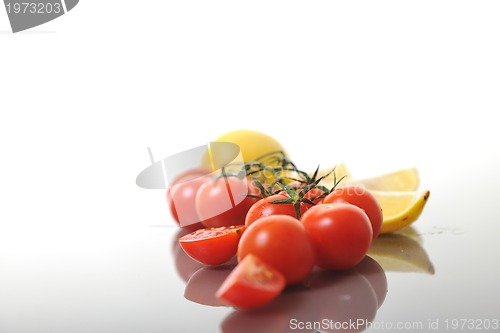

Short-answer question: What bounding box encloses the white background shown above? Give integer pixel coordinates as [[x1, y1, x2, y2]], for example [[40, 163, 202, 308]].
[[1, 1, 500, 332]]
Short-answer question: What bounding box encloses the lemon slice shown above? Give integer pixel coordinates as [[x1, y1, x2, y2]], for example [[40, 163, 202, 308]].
[[349, 167, 420, 191], [372, 190, 430, 234]]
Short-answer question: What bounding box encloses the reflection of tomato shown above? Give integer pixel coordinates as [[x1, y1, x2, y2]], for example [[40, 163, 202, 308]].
[[179, 225, 246, 265], [167, 167, 210, 229], [184, 265, 235, 306], [354, 256, 387, 308], [216, 254, 286, 309], [307, 269, 378, 333], [323, 185, 383, 239], [245, 194, 308, 226], [196, 177, 258, 228], [221, 262, 387, 333], [221, 308, 289, 333], [301, 204, 372, 270], [238, 215, 315, 285]]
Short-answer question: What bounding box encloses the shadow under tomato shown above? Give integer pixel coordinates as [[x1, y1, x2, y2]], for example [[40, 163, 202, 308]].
[[221, 256, 387, 333]]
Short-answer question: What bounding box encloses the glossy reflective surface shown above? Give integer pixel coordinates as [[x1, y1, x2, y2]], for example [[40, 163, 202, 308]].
[[2, 159, 500, 333]]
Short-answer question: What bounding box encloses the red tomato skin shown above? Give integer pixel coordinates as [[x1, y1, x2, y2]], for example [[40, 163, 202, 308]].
[[179, 226, 246, 265], [285, 181, 325, 205], [167, 171, 209, 229], [301, 204, 373, 270], [196, 177, 258, 228], [216, 254, 286, 309], [238, 215, 315, 285], [323, 185, 383, 240], [245, 194, 308, 227]]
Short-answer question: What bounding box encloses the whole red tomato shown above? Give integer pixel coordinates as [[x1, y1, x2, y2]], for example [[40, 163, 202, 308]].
[[167, 168, 210, 229], [196, 176, 258, 228], [301, 203, 373, 270], [285, 181, 326, 205], [245, 194, 309, 227], [323, 185, 383, 239], [238, 215, 315, 285]]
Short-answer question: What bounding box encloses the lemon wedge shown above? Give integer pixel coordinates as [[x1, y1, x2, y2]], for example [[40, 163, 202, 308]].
[[372, 190, 430, 234], [349, 167, 420, 191]]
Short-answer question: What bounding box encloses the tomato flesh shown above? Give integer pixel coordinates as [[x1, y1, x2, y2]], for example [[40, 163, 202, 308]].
[[216, 254, 286, 309], [179, 225, 246, 265]]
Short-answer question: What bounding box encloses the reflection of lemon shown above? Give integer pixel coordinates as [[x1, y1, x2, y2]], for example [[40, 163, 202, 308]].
[[349, 168, 419, 191], [368, 233, 435, 274], [372, 190, 430, 234]]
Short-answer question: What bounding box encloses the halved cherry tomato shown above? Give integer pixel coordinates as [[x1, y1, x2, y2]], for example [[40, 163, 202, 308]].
[[323, 185, 383, 240], [301, 203, 373, 270], [216, 254, 286, 309], [238, 215, 315, 285], [196, 176, 258, 228], [245, 194, 309, 227], [179, 225, 246, 265]]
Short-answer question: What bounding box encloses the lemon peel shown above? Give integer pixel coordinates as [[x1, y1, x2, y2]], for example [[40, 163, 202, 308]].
[[372, 190, 430, 234]]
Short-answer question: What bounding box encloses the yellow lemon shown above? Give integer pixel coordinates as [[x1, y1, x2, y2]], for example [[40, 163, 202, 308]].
[[350, 167, 420, 192], [372, 190, 430, 234], [200, 129, 289, 182]]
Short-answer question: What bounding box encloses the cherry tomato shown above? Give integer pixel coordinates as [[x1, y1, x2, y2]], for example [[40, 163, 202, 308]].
[[301, 204, 373, 270], [172, 229, 204, 282], [167, 167, 210, 229], [238, 215, 315, 285], [216, 254, 286, 309], [196, 176, 258, 228], [179, 225, 246, 265], [245, 194, 308, 227], [323, 185, 383, 240], [285, 181, 326, 205]]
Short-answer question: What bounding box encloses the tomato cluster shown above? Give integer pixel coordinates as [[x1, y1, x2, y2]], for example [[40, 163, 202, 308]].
[[169, 154, 383, 309]]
